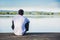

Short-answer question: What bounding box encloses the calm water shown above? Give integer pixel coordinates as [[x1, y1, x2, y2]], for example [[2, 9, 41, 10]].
[[0, 15, 60, 33]]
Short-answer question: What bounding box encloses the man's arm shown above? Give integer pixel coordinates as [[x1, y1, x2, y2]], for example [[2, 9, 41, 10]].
[[25, 22, 29, 31], [11, 20, 14, 30], [25, 18, 30, 31]]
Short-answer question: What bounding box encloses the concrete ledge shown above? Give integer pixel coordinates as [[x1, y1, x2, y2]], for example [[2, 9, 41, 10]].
[[0, 33, 60, 40]]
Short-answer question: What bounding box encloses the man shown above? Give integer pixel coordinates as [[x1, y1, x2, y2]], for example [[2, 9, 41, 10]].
[[12, 9, 30, 36]]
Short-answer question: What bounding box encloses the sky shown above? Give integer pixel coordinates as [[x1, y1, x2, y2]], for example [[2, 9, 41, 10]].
[[0, 0, 60, 12]]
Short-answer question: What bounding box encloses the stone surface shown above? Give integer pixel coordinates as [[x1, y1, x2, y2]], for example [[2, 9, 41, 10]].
[[0, 33, 60, 40]]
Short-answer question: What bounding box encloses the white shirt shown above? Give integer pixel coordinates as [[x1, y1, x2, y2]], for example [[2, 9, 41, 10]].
[[12, 15, 29, 35]]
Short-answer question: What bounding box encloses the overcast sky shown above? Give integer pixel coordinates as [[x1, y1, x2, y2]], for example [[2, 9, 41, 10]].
[[0, 0, 60, 12]]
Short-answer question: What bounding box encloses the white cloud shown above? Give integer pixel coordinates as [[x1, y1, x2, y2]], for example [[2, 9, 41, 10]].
[[0, 6, 60, 12]]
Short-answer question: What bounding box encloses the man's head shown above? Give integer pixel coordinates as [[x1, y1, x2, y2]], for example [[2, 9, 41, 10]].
[[18, 9, 24, 15]]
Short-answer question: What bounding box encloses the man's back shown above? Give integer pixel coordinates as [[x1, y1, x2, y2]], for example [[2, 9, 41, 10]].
[[12, 15, 29, 35]]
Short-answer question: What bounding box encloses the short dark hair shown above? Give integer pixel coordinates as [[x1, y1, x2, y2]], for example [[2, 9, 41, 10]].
[[18, 9, 24, 15]]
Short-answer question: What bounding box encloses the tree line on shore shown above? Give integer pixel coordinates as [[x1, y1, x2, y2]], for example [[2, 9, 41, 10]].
[[0, 10, 60, 15]]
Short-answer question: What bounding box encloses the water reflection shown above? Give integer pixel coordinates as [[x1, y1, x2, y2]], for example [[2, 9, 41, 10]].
[[0, 15, 60, 33]]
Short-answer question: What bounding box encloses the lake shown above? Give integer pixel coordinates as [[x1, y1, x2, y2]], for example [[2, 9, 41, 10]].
[[0, 15, 60, 33]]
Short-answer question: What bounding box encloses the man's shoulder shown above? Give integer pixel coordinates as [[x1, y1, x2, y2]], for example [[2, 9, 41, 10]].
[[23, 16, 27, 19], [12, 16, 19, 20]]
